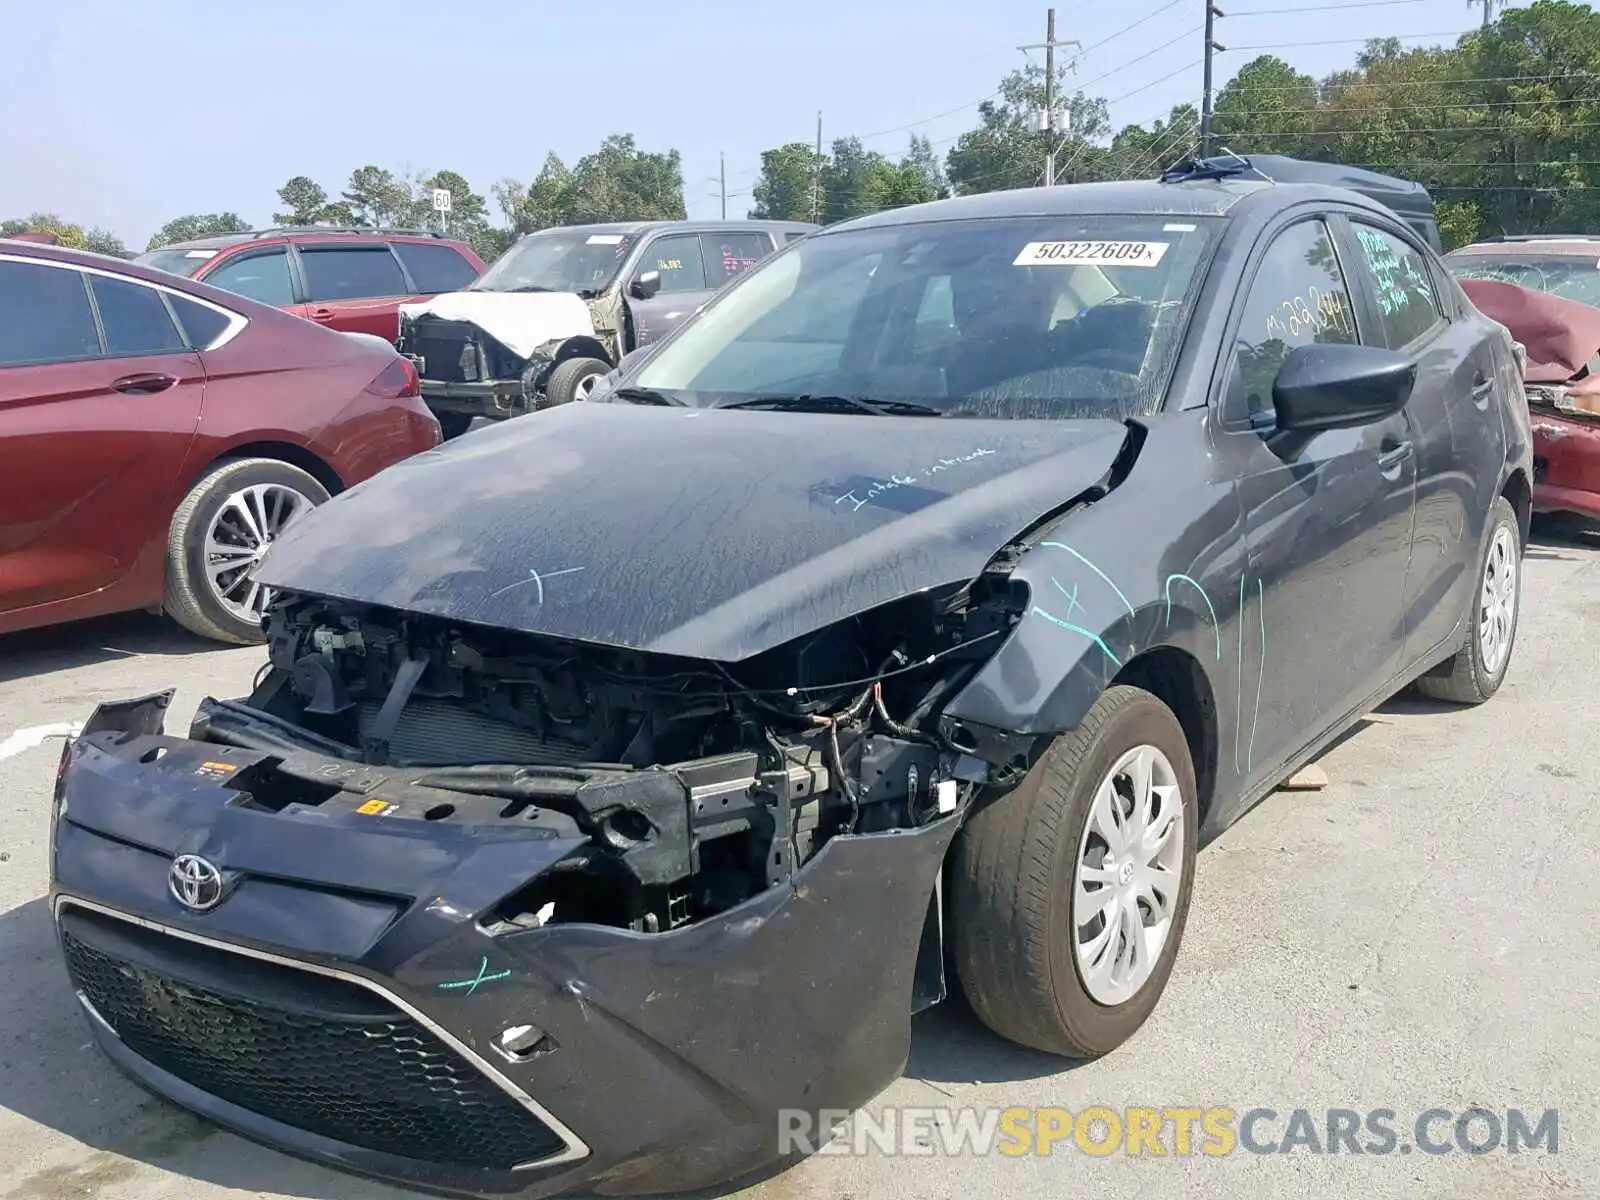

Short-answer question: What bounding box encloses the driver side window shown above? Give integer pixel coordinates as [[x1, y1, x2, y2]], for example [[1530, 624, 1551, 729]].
[[1229, 219, 1358, 422]]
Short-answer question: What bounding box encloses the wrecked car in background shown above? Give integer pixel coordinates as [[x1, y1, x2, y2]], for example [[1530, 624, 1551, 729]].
[[50, 171, 1530, 1198], [1459, 276, 1600, 525], [397, 218, 816, 438]]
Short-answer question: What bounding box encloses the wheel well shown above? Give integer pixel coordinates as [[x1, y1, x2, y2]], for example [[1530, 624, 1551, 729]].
[[1502, 468, 1532, 547], [554, 336, 612, 368], [1112, 646, 1219, 825], [202, 442, 346, 496]]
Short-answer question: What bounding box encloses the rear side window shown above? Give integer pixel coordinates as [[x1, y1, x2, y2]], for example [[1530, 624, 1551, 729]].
[[1349, 223, 1445, 349], [168, 294, 233, 348], [0, 261, 101, 365], [299, 246, 407, 302], [204, 249, 296, 307], [392, 241, 480, 293], [784, 231, 808, 243], [1228, 219, 1359, 422], [90, 275, 186, 356], [702, 232, 773, 287]]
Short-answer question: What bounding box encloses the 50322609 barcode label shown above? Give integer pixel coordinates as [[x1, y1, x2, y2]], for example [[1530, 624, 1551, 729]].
[[1013, 240, 1170, 267]]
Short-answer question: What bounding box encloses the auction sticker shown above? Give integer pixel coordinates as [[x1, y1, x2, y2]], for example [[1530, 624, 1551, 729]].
[[1014, 240, 1169, 267]]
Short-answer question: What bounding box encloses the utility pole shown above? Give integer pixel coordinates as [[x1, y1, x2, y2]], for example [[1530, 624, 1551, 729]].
[[1018, 9, 1080, 187], [719, 151, 727, 219], [1201, 3, 1226, 158], [811, 112, 823, 222]]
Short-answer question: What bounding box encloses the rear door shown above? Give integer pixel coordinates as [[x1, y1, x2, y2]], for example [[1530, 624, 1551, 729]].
[[1343, 219, 1506, 663], [0, 257, 207, 614], [294, 242, 412, 341], [624, 232, 714, 347], [195, 245, 309, 320], [701, 229, 777, 291]]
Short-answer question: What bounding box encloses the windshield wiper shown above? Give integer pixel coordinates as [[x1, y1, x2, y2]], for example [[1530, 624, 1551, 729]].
[[504, 284, 557, 293], [612, 386, 686, 407], [717, 394, 945, 417]]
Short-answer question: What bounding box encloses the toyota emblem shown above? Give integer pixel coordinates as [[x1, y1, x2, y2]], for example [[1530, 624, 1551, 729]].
[[168, 854, 226, 912]]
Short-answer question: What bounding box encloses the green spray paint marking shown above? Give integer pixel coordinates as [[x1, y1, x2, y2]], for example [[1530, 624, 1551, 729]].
[[438, 956, 511, 996], [1163, 573, 1221, 661]]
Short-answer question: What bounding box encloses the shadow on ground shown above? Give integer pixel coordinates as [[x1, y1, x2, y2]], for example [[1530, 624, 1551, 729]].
[[0, 613, 218, 688]]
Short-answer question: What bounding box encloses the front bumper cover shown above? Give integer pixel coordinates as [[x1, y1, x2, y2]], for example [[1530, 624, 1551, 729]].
[[49, 710, 957, 1198]]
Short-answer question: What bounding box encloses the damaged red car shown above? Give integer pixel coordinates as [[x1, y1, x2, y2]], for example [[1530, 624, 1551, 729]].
[[1457, 277, 1600, 524]]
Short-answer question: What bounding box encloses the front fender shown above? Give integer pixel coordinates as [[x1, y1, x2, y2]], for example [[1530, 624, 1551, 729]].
[[943, 462, 1249, 744]]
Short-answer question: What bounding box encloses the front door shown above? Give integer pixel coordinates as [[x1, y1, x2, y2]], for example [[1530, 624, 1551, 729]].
[[1342, 220, 1507, 664], [624, 232, 717, 348], [1214, 214, 1417, 791], [196, 246, 309, 321]]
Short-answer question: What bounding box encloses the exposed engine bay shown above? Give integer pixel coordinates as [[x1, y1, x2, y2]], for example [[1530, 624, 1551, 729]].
[[186, 577, 1025, 938]]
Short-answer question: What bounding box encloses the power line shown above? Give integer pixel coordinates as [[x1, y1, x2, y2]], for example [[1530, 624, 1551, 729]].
[[1228, 0, 1433, 13], [1230, 30, 1487, 51], [1218, 71, 1597, 93], [1220, 94, 1600, 118], [1236, 118, 1600, 136]]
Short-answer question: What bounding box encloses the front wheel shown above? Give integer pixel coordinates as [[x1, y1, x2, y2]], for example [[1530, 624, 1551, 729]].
[[950, 685, 1198, 1058], [544, 356, 610, 407], [164, 458, 330, 644], [1414, 494, 1521, 704]]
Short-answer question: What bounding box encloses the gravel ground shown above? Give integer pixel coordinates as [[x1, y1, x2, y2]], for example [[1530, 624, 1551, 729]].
[[0, 524, 1595, 1200]]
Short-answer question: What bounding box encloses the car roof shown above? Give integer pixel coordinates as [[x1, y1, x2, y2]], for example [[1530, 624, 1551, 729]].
[[822, 176, 1402, 233], [520, 219, 821, 238], [150, 228, 470, 252], [1447, 239, 1600, 258]]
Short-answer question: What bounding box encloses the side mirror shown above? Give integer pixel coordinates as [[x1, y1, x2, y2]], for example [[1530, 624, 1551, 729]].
[[1272, 343, 1417, 433], [630, 271, 662, 300]]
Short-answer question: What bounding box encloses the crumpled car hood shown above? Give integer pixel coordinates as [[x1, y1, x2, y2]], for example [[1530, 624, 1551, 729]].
[[1460, 277, 1600, 384], [255, 404, 1133, 661], [398, 290, 595, 359]]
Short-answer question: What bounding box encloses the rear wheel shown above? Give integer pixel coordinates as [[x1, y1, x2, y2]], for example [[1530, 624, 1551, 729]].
[[164, 458, 329, 644], [544, 356, 610, 407], [1414, 494, 1521, 704], [950, 685, 1198, 1057]]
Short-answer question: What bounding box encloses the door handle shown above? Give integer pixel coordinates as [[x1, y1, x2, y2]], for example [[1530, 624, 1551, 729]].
[[111, 372, 178, 395], [1377, 440, 1414, 472], [309, 308, 336, 322]]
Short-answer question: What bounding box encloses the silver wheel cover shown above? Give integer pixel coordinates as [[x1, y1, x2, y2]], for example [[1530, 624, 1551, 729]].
[[203, 482, 315, 623], [573, 371, 602, 401], [1073, 743, 1186, 1007], [1478, 523, 1518, 677]]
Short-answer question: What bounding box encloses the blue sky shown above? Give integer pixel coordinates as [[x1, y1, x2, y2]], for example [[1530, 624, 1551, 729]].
[[0, 0, 1496, 248]]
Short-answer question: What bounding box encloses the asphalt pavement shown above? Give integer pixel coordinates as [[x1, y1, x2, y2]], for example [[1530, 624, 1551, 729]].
[[1, 524, 1595, 1200]]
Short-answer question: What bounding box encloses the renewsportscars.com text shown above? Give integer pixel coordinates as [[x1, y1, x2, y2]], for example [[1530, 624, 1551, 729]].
[[778, 1106, 1559, 1158]]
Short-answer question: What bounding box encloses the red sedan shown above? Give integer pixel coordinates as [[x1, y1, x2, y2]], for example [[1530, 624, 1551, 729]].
[[0, 238, 441, 644]]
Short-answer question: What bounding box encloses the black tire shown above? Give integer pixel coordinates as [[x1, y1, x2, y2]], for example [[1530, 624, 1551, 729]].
[[1414, 494, 1521, 705], [434, 411, 474, 440], [544, 356, 610, 407], [950, 685, 1199, 1058], [164, 458, 331, 645]]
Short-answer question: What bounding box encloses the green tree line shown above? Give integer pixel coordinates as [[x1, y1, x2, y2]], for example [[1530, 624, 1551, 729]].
[[6, 2, 1595, 260]]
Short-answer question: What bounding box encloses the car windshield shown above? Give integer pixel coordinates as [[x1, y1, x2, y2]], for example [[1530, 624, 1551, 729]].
[[134, 248, 222, 277], [627, 214, 1222, 419], [1448, 253, 1600, 307], [470, 229, 635, 296]]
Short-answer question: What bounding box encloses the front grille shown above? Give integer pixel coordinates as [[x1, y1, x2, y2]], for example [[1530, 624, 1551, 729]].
[[60, 910, 566, 1169], [406, 318, 524, 383]]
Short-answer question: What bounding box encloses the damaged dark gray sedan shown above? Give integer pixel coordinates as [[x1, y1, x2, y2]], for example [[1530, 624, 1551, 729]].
[[49, 161, 1532, 1198]]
